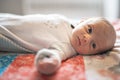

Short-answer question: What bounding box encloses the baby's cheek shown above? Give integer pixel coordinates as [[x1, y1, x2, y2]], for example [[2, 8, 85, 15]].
[[70, 37, 76, 48], [76, 47, 91, 55]]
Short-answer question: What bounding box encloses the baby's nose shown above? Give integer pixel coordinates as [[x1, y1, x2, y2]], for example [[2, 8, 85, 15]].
[[82, 34, 91, 45]]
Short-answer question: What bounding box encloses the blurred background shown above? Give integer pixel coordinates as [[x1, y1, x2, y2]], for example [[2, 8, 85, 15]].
[[0, 0, 119, 20]]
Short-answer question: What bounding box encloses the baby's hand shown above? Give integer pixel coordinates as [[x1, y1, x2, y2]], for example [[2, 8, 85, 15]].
[[35, 49, 61, 75]]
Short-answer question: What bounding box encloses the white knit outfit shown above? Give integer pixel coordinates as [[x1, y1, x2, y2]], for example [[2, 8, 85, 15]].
[[0, 14, 76, 60]]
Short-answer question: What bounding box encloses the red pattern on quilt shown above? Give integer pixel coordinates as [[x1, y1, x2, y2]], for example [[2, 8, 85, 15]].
[[0, 54, 85, 80]]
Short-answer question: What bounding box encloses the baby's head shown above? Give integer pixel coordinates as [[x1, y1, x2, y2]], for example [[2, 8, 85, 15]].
[[71, 17, 116, 55]]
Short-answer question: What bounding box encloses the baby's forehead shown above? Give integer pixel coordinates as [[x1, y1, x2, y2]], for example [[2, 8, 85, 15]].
[[93, 26, 115, 53], [90, 19, 112, 30], [93, 34, 112, 54], [93, 22, 114, 41]]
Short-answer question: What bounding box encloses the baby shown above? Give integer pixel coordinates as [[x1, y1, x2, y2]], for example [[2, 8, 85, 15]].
[[0, 14, 116, 75]]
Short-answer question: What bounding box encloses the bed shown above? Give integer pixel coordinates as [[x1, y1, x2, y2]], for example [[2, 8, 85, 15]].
[[0, 14, 120, 80]]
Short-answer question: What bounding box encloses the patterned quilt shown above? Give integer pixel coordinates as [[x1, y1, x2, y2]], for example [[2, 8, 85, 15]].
[[0, 19, 120, 80]]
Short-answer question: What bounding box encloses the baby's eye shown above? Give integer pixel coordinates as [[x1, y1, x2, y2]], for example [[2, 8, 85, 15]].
[[92, 43, 96, 49], [87, 25, 92, 34]]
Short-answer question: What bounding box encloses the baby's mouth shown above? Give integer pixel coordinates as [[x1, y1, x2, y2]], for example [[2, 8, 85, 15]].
[[77, 36, 81, 46]]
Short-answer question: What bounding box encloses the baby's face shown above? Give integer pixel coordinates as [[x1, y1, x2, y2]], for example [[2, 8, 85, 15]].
[[71, 18, 116, 55]]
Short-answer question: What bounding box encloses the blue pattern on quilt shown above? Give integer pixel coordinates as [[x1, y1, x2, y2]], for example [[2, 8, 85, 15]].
[[0, 54, 17, 76]]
